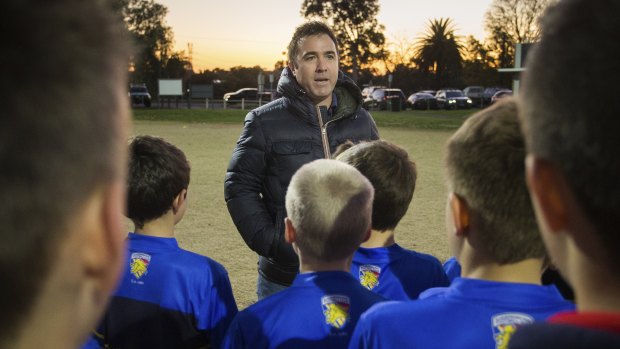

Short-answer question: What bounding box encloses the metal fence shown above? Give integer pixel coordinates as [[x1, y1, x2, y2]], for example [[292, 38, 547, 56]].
[[146, 97, 273, 110]]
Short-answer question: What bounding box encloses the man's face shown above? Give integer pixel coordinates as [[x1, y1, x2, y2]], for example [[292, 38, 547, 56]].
[[290, 34, 338, 106]]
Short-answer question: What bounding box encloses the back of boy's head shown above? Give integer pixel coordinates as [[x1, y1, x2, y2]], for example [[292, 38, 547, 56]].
[[0, 0, 130, 343], [520, 0, 620, 270], [285, 159, 374, 262], [335, 140, 417, 231], [445, 99, 545, 264], [127, 136, 190, 228]]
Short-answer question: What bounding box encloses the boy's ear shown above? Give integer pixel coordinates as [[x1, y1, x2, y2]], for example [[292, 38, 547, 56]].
[[284, 217, 296, 244], [449, 192, 470, 236], [526, 155, 569, 234], [81, 182, 126, 299], [172, 188, 187, 214], [288, 61, 297, 76]]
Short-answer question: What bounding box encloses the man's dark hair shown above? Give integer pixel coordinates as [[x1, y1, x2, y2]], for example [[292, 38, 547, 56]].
[[519, 0, 620, 269], [0, 0, 130, 342], [335, 140, 417, 231], [287, 21, 339, 67], [127, 136, 191, 228]]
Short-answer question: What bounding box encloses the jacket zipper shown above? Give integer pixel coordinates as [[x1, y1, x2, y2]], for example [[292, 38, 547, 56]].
[[316, 105, 332, 158]]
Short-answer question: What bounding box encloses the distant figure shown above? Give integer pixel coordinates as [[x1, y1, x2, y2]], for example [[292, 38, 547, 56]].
[[348, 100, 574, 349], [222, 159, 386, 349], [508, 0, 620, 347], [93, 136, 238, 349], [335, 140, 449, 300], [224, 21, 379, 300], [0, 1, 131, 348]]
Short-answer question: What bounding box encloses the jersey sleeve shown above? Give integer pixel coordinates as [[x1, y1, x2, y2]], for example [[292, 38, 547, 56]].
[[200, 264, 239, 349], [221, 313, 247, 349], [348, 312, 374, 349]]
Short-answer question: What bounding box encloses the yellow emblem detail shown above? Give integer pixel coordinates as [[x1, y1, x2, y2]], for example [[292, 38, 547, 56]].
[[360, 271, 379, 290], [323, 303, 348, 329], [359, 265, 381, 290], [492, 313, 534, 349], [321, 295, 350, 329], [129, 252, 151, 279], [495, 324, 517, 349]]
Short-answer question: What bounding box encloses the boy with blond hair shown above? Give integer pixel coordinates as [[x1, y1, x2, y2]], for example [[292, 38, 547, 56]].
[[223, 159, 385, 349]]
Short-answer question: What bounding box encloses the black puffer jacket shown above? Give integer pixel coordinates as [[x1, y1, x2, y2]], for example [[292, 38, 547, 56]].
[[224, 67, 379, 286]]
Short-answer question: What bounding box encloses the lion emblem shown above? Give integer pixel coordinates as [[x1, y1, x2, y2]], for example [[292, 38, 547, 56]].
[[359, 265, 381, 290], [130, 252, 151, 279], [492, 313, 534, 349], [321, 295, 350, 329]]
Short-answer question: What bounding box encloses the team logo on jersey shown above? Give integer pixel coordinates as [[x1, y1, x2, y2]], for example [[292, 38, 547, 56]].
[[321, 295, 350, 330], [130, 252, 151, 279], [492, 313, 534, 349], [359, 265, 381, 290]]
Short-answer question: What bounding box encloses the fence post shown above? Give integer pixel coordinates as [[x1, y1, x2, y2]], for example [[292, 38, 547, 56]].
[[205, 98, 209, 109], [241, 98, 245, 110], [224, 100, 227, 109]]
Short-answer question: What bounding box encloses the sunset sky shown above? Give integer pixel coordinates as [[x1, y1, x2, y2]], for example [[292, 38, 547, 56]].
[[157, 0, 494, 71]]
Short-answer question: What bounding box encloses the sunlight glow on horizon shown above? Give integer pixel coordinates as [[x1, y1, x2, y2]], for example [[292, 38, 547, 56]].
[[158, 0, 493, 71]]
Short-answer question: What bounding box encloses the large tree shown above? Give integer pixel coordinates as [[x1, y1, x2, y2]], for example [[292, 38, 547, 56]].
[[461, 35, 502, 87], [116, 0, 174, 93], [484, 0, 556, 68], [301, 0, 387, 82], [414, 18, 463, 89], [382, 34, 416, 74]]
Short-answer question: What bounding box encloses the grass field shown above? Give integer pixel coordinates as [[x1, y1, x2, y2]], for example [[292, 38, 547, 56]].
[[130, 107, 476, 309], [133, 107, 472, 130]]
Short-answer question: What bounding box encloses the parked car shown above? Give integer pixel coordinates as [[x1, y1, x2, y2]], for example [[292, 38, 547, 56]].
[[128, 83, 151, 107], [482, 87, 506, 106], [406, 92, 438, 110], [491, 89, 513, 104], [361, 85, 387, 99], [435, 89, 473, 110], [418, 89, 437, 96], [223, 88, 271, 104], [363, 88, 406, 111], [463, 86, 484, 106]]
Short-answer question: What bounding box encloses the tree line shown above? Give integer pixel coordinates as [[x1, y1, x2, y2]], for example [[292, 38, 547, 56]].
[[118, 0, 555, 97]]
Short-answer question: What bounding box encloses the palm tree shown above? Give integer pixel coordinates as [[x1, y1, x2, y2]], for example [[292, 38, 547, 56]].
[[414, 18, 464, 89]]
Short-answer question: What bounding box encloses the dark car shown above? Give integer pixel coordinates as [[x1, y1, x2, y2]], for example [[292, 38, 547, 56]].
[[418, 89, 437, 96], [223, 88, 271, 104], [491, 89, 513, 104], [406, 92, 437, 110], [129, 83, 151, 107], [363, 88, 406, 111], [436, 89, 473, 110], [482, 87, 506, 106], [463, 86, 484, 106]]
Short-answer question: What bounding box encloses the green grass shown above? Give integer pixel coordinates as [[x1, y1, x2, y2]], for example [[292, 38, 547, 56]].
[[132, 107, 476, 130]]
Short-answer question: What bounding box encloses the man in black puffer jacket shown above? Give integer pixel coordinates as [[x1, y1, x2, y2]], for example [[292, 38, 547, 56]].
[[224, 21, 379, 299]]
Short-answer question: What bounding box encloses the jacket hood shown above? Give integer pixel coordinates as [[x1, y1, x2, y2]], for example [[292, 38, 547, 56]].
[[277, 67, 363, 121]]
